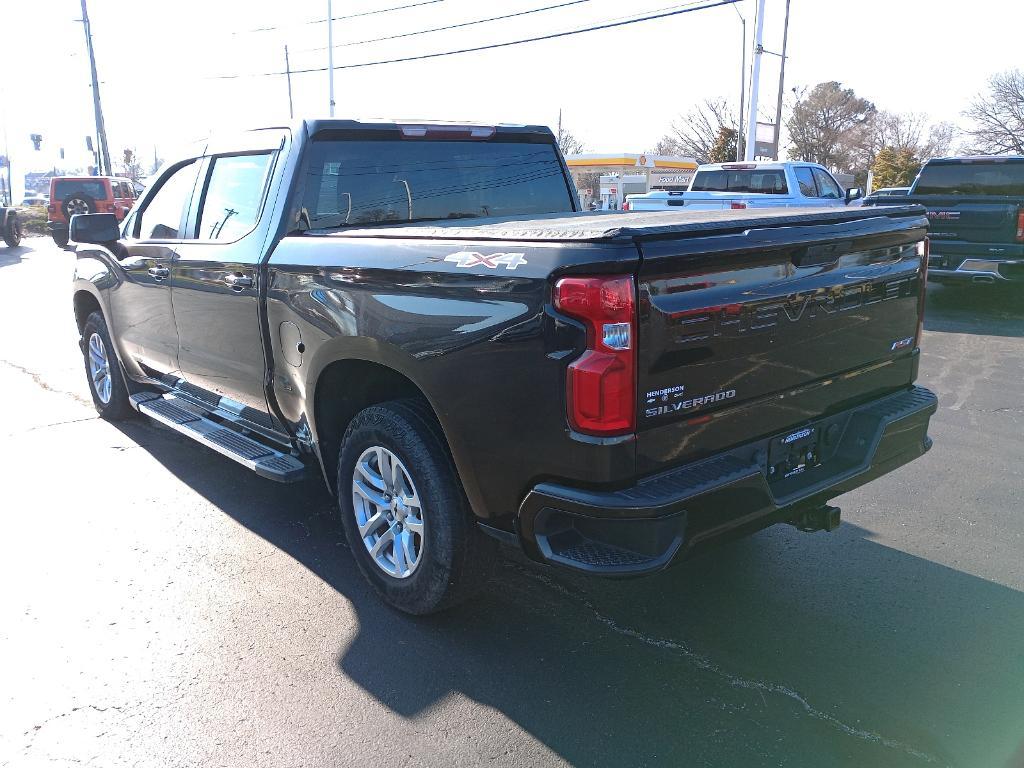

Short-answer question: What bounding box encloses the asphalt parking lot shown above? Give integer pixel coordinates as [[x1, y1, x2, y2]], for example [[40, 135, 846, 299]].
[[1, 237, 1022, 768]]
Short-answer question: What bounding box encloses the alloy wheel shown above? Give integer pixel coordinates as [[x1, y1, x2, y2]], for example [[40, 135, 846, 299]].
[[87, 332, 112, 404], [351, 446, 425, 579]]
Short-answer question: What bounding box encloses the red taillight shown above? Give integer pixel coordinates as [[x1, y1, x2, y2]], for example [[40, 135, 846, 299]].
[[553, 275, 636, 436], [1016, 208, 1024, 242], [730, 201, 747, 210], [622, 201, 630, 211]]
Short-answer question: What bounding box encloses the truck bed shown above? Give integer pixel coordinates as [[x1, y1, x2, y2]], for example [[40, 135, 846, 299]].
[[316, 205, 926, 243]]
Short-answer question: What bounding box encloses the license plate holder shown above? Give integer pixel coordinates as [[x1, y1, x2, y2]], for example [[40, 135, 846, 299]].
[[768, 425, 821, 482]]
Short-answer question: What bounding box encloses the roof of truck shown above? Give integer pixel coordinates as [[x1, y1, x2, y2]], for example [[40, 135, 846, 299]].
[[322, 205, 927, 243]]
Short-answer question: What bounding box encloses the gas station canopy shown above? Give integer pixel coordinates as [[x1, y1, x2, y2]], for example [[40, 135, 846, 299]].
[[565, 153, 698, 187]]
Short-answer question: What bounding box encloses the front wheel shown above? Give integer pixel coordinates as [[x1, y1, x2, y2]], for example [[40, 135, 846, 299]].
[[81, 311, 135, 421], [2, 213, 21, 247], [337, 400, 494, 614]]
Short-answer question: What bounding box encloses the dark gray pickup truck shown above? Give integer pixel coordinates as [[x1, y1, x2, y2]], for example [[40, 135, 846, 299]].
[[865, 155, 1024, 285], [69, 119, 937, 614]]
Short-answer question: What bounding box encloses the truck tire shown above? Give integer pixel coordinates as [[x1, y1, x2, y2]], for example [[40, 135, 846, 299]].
[[52, 232, 69, 248], [337, 399, 494, 614], [2, 212, 21, 247], [81, 311, 136, 421]]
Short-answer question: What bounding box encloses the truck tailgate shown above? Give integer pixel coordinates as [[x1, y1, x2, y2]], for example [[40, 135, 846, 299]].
[[913, 196, 1020, 243], [635, 211, 928, 472]]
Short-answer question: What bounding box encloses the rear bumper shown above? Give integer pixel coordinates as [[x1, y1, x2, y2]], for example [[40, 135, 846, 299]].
[[928, 243, 1024, 283], [517, 386, 937, 576], [47, 221, 68, 234]]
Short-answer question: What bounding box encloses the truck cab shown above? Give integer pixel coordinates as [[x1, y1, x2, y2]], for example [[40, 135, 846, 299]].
[[626, 161, 862, 212]]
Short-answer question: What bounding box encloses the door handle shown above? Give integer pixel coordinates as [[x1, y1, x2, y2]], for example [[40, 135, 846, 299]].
[[148, 265, 169, 279], [224, 273, 253, 289]]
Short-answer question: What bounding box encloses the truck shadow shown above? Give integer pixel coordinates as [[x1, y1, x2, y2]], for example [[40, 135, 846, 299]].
[[0, 243, 31, 268], [112, 418, 1024, 768], [923, 282, 1024, 338]]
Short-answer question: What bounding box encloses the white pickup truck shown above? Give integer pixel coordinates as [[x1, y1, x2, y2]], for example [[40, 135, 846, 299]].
[[625, 161, 863, 211]]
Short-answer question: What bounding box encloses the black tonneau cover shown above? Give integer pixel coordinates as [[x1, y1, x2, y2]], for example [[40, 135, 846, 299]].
[[319, 205, 926, 243]]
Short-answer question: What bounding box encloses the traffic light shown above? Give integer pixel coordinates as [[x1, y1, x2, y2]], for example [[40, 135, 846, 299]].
[[30, 134, 42, 151]]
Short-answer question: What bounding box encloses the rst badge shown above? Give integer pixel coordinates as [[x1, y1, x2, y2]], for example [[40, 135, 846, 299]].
[[443, 252, 528, 270]]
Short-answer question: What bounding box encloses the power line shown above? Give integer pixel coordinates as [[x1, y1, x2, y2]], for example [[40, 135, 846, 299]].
[[293, 0, 591, 53], [210, 0, 740, 79], [238, 0, 444, 35]]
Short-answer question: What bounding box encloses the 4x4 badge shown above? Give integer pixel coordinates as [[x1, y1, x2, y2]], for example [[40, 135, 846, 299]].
[[444, 251, 527, 270]]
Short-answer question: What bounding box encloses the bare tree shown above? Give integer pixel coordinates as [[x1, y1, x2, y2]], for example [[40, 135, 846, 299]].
[[786, 82, 875, 173], [557, 127, 585, 157], [654, 99, 736, 164], [963, 69, 1024, 155], [851, 111, 957, 172], [921, 121, 957, 159]]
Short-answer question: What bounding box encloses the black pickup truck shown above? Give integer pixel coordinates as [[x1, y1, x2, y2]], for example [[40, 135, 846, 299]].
[[864, 155, 1024, 285], [69, 119, 937, 614]]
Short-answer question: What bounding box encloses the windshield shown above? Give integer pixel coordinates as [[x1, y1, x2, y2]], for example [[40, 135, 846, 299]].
[[302, 136, 575, 228], [914, 160, 1024, 196]]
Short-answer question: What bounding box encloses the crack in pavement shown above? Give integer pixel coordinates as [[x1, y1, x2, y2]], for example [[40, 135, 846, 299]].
[[0, 359, 91, 407], [515, 565, 948, 767]]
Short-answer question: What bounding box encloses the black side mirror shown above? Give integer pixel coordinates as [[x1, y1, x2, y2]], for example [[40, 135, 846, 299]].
[[70, 213, 120, 244], [845, 187, 863, 204]]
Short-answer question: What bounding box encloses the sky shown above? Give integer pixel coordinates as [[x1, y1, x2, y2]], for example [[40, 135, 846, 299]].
[[1, 0, 1021, 199]]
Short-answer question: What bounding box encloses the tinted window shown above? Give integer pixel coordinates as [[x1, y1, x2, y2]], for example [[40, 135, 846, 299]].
[[197, 153, 274, 240], [302, 138, 574, 227], [135, 161, 200, 239], [53, 179, 108, 201], [795, 167, 817, 197], [914, 161, 1024, 196], [812, 168, 841, 199], [691, 170, 727, 192], [691, 168, 788, 194]]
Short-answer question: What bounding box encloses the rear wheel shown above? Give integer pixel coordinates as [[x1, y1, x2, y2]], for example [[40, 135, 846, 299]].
[[81, 311, 135, 421], [2, 212, 21, 247], [337, 400, 494, 614]]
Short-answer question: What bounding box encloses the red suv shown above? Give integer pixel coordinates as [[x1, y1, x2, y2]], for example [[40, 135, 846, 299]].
[[47, 176, 138, 247]]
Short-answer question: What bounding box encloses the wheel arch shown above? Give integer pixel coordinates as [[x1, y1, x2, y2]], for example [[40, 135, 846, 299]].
[[312, 357, 450, 496], [73, 288, 103, 334]]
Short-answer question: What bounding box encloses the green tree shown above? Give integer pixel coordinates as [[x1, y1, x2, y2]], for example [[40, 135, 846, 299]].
[[871, 147, 921, 189], [708, 127, 738, 164]]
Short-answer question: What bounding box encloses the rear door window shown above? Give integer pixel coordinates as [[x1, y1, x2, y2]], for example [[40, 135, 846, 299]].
[[196, 153, 274, 241], [811, 168, 842, 199], [795, 167, 818, 197], [914, 161, 1024, 195], [134, 161, 201, 240], [302, 137, 575, 227]]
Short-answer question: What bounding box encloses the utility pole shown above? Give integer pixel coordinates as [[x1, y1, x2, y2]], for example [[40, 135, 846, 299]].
[[327, 0, 336, 117], [733, 6, 746, 162], [80, 0, 111, 176], [285, 45, 294, 119], [1, 90, 10, 206], [771, 0, 791, 160], [745, 0, 770, 162], [557, 108, 562, 144]]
